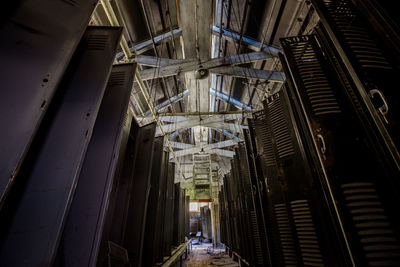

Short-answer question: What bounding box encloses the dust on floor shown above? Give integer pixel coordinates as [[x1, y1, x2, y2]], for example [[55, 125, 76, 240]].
[[182, 243, 239, 267]]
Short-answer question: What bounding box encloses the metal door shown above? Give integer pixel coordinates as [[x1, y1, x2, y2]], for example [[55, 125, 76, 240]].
[[56, 63, 136, 266], [0, 26, 122, 266], [0, 0, 97, 205]]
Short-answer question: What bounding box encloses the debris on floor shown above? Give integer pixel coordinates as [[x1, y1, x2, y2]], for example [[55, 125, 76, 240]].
[[183, 243, 239, 267]]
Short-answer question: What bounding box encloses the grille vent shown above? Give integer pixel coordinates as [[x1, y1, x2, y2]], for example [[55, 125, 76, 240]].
[[322, 0, 391, 70], [254, 111, 276, 167], [291, 200, 324, 266], [87, 34, 108, 51], [268, 96, 295, 158], [274, 204, 298, 266], [60, 0, 78, 6], [108, 71, 126, 87], [342, 182, 400, 266]]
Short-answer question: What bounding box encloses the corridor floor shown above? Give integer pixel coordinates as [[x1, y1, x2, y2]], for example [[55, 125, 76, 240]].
[[182, 243, 239, 267]]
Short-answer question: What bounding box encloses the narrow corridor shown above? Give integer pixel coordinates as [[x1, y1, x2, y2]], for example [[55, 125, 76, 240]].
[[183, 243, 239, 267]]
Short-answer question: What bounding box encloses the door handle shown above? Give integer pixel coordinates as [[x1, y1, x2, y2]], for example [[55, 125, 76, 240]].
[[316, 134, 327, 160], [369, 89, 389, 123]]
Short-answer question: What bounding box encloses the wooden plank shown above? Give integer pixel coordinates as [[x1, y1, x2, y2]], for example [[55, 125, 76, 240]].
[[155, 116, 247, 135], [169, 141, 194, 149], [174, 147, 236, 158], [135, 55, 189, 67], [209, 66, 286, 82], [138, 51, 272, 80], [158, 113, 248, 122]]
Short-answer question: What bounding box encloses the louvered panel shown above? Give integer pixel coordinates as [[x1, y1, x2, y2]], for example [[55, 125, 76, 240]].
[[313, 0, 400, 172], [87, 34, 109, 51], [274, 204, 298, 266], [61, 0, 79, 6], [250, 210, 264, 265], [281, 36, 341, 116], [268, 96, 295, 159], [253, 110, 277, 167], [321, 0, 391, 70], [342, 183, 400, 266], [108, 71, 128, 86], [290, 200, 324, 267], [282, 31, 400, 266]]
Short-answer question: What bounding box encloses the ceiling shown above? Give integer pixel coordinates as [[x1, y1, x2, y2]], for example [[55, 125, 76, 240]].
[[91, 0, 320, 197]]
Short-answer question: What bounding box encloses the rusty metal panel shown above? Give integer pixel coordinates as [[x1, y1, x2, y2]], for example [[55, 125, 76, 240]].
[[0, 0, 97, 206], [55, 63, 136, 266], [0, 26, 122, 266]]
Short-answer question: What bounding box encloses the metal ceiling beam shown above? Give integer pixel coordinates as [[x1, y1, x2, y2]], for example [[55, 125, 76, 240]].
[[209, 66, 286, 82], [209, 88, 253, 110], [213, 149, 235, 158], [138, 51, 273, 80], [168, 140, 237, 150], [115, 28, 182, 61], [214, 128, 243, 142], [206, 123, 248, 133], [211, 26, 281, 55], [135, 55, 188, 67], [207, 139, 238, 149], [142, 89, 189, 117], [173, 148, 235, 158], [155, 117, 248, 135], [172, 140, 238, 157], [168, 129, 186, 140], [169, 141, 194, 149], [159, 113, 249, 122], [158, 111, 253, 116]]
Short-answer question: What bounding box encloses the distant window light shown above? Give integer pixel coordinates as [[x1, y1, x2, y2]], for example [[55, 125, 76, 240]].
[[189, 202, 198, 212]]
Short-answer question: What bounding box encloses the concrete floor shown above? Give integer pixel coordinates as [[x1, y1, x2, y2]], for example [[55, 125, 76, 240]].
[[182, 243, 239, 267]]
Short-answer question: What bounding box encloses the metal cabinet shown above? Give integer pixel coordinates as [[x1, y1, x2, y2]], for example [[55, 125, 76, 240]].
[[0, 0, 97, 205], [0, 26, 122, 266], [55, 63, 136, 266], [281, 34, 400, 266]]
